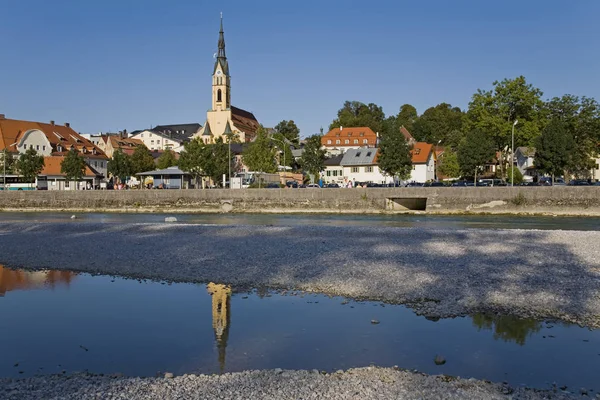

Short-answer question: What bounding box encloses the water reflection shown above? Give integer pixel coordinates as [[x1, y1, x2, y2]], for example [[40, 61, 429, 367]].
[[207, 283, 231, 373], [0, 265, 76, 297], [471, 314, 542, 345]]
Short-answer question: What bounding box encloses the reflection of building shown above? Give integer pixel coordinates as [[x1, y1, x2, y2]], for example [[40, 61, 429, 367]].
[[207, 282, 232, 372], [0, 266, 76, 297]]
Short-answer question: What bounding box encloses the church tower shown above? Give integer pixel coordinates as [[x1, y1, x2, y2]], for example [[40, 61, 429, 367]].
[[212, 15, 230, 111]]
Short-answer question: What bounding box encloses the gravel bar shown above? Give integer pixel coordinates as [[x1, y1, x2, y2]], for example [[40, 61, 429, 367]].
[[1, 222, 599, 327], [0, 367, 587, 400]]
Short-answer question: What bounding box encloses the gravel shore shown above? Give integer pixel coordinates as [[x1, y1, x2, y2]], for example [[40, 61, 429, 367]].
[[1, 222, 599, 328], [0, 367, 587, 400]]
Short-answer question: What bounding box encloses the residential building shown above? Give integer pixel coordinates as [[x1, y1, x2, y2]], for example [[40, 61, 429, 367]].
[[340, 148, 393, 185], [410, 142, 435, 183], [323, 154, 344, 183], [194, 16, 260, 144], [0, 115, 108, 184], [38, 156, 104, 190], [321, 126, 378, 156], [130, 124, 199, 152], [100, 135, 144, 158], [515, 146, 537, 178]]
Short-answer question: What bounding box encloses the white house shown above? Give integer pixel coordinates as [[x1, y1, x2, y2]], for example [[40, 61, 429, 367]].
[[129, 124, 201, 153], [409, 142, 435, 183], [515, 146, 537, 178], [340, 148, 393, 185]]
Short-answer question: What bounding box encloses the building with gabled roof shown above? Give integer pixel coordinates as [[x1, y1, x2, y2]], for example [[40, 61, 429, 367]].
[[194, 16, 261, 144], [321, 126, 378, 155]]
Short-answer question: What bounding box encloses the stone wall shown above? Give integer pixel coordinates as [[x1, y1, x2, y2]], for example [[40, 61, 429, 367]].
[[0, 187, 599, 215]]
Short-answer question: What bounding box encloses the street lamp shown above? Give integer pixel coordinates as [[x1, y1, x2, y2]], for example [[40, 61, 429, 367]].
[[511, 120, 518, 187], [434, 139, 442, 181]]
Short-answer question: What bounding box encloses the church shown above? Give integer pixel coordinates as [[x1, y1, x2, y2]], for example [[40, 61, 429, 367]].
[[194, 16, 260, 144]]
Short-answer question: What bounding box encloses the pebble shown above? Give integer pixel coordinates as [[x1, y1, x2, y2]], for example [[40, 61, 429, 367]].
[[164, 372, 174, 379]]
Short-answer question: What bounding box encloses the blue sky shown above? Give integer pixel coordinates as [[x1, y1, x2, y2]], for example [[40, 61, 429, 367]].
[[1, 0, 599, 137]]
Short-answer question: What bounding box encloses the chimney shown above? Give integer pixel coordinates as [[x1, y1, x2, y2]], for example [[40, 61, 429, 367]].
[[0, 114, 5, 120], [50, 120, 55, 125], [123, 129, 127, 138], [65, 122, 70, 128]]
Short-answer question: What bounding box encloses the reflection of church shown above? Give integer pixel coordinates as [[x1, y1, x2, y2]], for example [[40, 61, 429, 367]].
[[0, 265, 76, 297], [207, 282, 232, 373]]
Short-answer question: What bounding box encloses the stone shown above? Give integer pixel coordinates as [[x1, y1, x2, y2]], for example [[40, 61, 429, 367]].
[[164, 372, 174, 379], [70, 215, 77, 219], [434, 355, 446, 366], [165, 217, 177, 223], [371, 319, 380, 325]]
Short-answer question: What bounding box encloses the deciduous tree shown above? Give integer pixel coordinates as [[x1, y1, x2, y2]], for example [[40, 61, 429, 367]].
[[412, 103, 465, 149], [60, 149, 87, 182], [130, 145, 156, 175], [107, 149, 131, 183], [156, 150, 178, 169], [178, 138, 207, 188], [378, 122, 412, 182], [274, 120, 300, 145], [242, 126, 277, 173], [299, 134, 326, 180], [457, 130, 496, 184], [395, 104, 418, 133], [329, 101, 385, 134], [534, 119, 574, 181], [437, 150, 460, 179], [15, 148, 44, 183]]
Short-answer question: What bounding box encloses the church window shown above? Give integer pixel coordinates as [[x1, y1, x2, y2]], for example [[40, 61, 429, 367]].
[[217, 89, 222, 102]]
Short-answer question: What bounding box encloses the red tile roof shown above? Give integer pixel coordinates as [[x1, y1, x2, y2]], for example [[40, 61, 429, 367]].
[[231, 106, 260, 142], [322, 127, 378, 147], [40, 156, 101, 177], [411, 142, 433, 164]]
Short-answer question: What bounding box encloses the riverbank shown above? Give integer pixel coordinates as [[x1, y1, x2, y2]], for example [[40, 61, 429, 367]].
[[1, 187, 600, 216], [1, 222, 599, 328], [0, 367, 584, 400]]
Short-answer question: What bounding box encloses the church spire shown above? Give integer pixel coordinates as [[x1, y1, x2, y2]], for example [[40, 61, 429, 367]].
[[214, 13, 229, 76]]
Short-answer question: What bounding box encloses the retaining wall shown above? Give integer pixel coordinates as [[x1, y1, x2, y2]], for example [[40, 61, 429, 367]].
[[0, 187, 599, 215]]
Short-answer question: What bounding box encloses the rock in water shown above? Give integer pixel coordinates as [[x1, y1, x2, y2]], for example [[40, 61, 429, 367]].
[[164, 372, 174, 379], [165, 217, 177, 223], [434, 355, 446, 365], [371, 319, 380, 325], [70, 215, 77, 219]]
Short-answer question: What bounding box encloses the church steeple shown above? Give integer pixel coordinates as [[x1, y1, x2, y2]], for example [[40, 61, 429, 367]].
[[212, 13, 230, 111]]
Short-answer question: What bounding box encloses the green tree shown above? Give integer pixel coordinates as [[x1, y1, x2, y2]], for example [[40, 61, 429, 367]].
[[130, 145, 156, 174], [274, 120, 300, 145], [242, 126, 277, 173], [378, 121, 412, 182], [178, 138, 207, 188], [534, 119, 574, 181], [272, 132, 294, 169], [0, 151, 16, 175], [299, 134, 326, 180], [412, 103, 465, 149], [545, 95, 600, 178], [506, 166, 524, 185], [395, 104, 418, 133], [329, 101, 386, 134], [60, 149, 87, 182], [203, 137, 231, 186], [156, 150, 178, 169], [107, 149, 132, 183], [458, 129, 496, 183], [467, 76, 545, 178], [437, 150, 460, 179], [15, 148, 44, 183]]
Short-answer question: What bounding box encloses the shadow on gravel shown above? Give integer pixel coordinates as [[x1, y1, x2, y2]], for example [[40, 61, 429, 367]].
[[0, 222, 599, 326]]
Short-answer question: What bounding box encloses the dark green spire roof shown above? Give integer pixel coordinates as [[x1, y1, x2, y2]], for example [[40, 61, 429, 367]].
[[213, 14, 229, 76], [203, 121, 213, 136]]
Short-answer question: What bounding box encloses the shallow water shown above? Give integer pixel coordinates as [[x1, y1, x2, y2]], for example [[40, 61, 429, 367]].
[[1, 267, 599, 393], [1, 211, 600, 230]]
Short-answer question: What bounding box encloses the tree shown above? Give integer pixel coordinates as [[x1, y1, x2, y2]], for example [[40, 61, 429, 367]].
[[242, 126, 277, 173], [60, 149, 87, 183], [457, 129, 496, 183], [534, 119, 574, 181], [395, 104, 418, 133], [15, 148, 44, 183], [274, 120, 300, 145], [179, 138, 207, 188], [156, 150, 177, 170], [437, 150, 460, 179], [544, 95, 600, 178], [0, 151, 16, 175], [467, 76, 545, 178], [377, 121, 412, 182], [108, 148, 132, 183], [129, 145, 156, 175], [203, 137, 230, 186], [506, 166, 524, 185], [329, 101, 385, 134], [272, 132, 294, 169], [412, 103, 465, 149], [299, 134, 326, 180]]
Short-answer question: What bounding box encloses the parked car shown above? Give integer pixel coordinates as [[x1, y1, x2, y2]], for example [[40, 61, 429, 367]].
[[405, 182, 424, 187], [265, 182, 281, 189], [306, 183, 320, 188], [326, 183, 340, 188], [451, 181, 469, 187], [285, 181, 298, 188], [539, 177, 566, 186], [425, 181, 446, 187], [568, 179, 591, 186]]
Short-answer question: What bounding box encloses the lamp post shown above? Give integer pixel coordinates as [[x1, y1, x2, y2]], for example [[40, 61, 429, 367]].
[[511, 120, 518, 186], [434, 139, 442, 181]]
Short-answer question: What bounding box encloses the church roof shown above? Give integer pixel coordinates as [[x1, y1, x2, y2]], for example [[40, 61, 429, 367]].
[[153, 123, 201, 139], [231, 106, 260, 141], [202, 121, 213, 136]]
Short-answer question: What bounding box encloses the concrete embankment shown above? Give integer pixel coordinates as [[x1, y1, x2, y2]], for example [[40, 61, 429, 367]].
[[0, 187, 599, 215]]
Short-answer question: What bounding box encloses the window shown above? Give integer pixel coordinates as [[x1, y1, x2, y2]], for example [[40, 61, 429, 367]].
[[94, 161, 98, 167], [339, 169, 343, 176], [336, 140, 340, 144], [157, 140, 161, 144], [355, 152, 361, 157], [57, 145, 63, 152], [412, 165, 416, 170], [360, 132, 364, 137], [36, 145, 39, 150], [151, 140, 154, 144], [366, 152, 372, 157], [347, 133, 351, 137], [351, 167, 359, 173], [326, 170, 331, 176], [333, 170, 338, 177], [354, 139, 358, 144], [363, 139, 368, 144], [217, 89, 222, 102], [366, 166, 373, 173], [141, 134, 144, 138], [42, 145, 46, 151], [344, 139, 349, 144], [327, 140, 331, 144]]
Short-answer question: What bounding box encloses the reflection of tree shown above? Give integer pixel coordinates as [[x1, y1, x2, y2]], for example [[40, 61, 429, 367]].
[[207, 283, 232, 373], [0, 265, 76, 297], [472, 313, 542, 345]]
